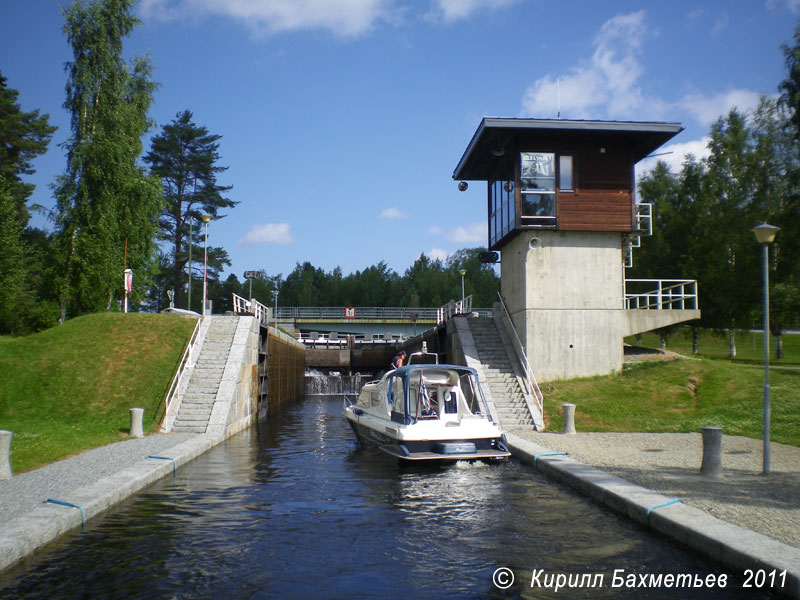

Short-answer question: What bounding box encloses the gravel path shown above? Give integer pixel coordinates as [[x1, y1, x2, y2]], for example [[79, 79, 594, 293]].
[[0, 433, 200, 526], [516, 431, 800, 548]]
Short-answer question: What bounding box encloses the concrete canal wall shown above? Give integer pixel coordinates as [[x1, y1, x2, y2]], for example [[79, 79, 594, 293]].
[[261, 326, 306, 416]]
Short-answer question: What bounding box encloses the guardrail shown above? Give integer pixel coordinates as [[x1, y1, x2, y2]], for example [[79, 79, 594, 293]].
[[160, 316, 202, 431], [275, 306, 440, 320], [297, 331, 403, 348], [497, 292, 544, 421], [232, 293, 270, 325], [624, 279, 699, 310], [436, 295, 473, 324]]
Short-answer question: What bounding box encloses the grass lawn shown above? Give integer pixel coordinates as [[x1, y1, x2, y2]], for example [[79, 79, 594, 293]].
[[0, 313, 197, 473], [541, 355, 800, 447], [625, 328, 800, 366]]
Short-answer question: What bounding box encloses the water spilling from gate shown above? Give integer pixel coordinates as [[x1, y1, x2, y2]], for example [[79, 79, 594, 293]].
[[304, 368, 375, 396]]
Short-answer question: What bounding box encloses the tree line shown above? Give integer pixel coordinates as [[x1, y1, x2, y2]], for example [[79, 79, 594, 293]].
[[633, 40, 800, 354], [1, 0, 799, 342], [207, 249, 501, 316]]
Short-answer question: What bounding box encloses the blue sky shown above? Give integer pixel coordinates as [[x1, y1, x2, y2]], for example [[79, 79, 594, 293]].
[[1, 0, 798, 281]]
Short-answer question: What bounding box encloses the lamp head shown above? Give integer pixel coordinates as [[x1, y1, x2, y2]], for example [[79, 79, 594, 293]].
[[457, 181, 468, 192], [751, 223, 780, 244], [200, 214, 212, 224], [459, 269, 466, 276]]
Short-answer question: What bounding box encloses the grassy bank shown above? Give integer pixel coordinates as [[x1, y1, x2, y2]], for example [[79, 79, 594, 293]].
[[0, 313, 197, 473], [626, 328, 800, 366], [542, 356, 800, 447]]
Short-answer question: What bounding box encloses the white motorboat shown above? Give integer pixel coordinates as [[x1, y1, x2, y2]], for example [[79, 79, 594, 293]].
[[343, 362, 510, 462]]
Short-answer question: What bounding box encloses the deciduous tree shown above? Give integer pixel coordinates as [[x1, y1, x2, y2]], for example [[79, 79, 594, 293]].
[[54, 0, 162, 319]]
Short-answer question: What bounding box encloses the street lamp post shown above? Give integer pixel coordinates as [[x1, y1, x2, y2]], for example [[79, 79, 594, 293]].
[[187, 217, 193, 311], [459, 269, 466, 303], [272, 289, 279, 327], [201, 215, 211, 316], [751, 222, 780, 475]]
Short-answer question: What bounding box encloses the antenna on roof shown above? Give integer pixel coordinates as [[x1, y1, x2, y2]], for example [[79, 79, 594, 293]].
[[557, 77, 561, 119]]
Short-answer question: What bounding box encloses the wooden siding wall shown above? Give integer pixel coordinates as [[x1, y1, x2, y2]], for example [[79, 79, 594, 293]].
[[558, 147, 633, 232]]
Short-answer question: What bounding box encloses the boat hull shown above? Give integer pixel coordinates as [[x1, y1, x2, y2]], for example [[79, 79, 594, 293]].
[[345, 411, 510, 462]]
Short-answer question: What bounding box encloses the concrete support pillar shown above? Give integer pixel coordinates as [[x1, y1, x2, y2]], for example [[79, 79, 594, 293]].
[[0, 430, 12, 480], [129, 408, 144, 438], [700, 426, 723, 478], [562, 403, 576, 434]]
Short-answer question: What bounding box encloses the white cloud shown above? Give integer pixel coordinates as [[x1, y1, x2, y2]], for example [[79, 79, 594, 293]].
[[139, 0, 394, 38], [379, 207, 409, 219], [677, 89, 763, 126], [427, 226, 443, 235], [426, 0, 519, 23], [766, 0, 800, 15], [711, 10, 729, 35], [425, 247, 451, 262], [241, 223, 294, 244], [522, 11, 650, 120], [636, 136, 711, 179], [446, 223, 485, 244]]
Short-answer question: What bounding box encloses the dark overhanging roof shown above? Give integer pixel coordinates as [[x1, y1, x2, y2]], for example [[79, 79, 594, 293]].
[[453, 117, 684, 181]]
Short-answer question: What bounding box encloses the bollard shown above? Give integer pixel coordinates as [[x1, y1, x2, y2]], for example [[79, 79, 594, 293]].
[[0, 430, 12, 480], [562, 403, 576, 434], [129, 408, 144, 438], [700, 425, 723, 478]]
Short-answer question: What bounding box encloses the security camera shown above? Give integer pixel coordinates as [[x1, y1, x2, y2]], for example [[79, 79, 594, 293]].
[[458, 181, 468, 192]]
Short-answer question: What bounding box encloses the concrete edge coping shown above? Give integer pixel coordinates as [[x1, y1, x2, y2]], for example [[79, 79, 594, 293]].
[[0, 434, 223, 573], [505, 432, 800, 598]]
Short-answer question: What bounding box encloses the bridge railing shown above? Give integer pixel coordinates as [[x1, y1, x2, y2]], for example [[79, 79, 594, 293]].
[[275, 306, 440, 320], [624, 279, 699, 310]]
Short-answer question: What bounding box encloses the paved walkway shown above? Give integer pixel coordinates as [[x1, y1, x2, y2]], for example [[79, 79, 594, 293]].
[[0, 433, 200, 527], [515, 431, 800, 549], [0, 432, 218, 572]]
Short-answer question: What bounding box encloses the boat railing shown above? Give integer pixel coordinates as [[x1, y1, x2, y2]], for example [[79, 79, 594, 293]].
[[497, 292, 544, 420]]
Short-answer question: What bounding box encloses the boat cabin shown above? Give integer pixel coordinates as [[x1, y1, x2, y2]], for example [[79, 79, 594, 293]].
[[357, 365, 489, 426]]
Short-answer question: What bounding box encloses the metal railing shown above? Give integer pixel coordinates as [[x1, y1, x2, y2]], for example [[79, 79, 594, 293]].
[[160, 316, 202, 431], [275, 306, 440, 320], [436, 295, 473, 324], [624, 279, 699, 310], [496, 293, 544, 419], [232, 293, 270, 326], [297, 331, 403, 348]]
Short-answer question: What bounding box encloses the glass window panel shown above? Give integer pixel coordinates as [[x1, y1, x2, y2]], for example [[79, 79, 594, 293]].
[[522, 193, 555, 217], [559, 155, 573, 190], [521, 153, 555, 192]]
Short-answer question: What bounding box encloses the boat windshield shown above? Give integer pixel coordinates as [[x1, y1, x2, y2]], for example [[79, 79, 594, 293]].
[[390, 367, 486, 422]]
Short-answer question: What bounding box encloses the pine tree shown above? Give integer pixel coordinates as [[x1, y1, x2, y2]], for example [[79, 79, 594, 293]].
[[144, 110, 235, 309], [0, 73, 57, 226]]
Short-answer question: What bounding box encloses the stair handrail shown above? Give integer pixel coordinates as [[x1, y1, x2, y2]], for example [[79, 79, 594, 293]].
[[162, 316, 202, 417], [496, 292, 544, 416]]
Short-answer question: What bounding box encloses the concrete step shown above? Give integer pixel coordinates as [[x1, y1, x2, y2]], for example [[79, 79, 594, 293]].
[[171, 425, 208, 433]]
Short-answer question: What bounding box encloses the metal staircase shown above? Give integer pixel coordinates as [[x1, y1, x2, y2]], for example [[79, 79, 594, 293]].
[[171, 317, 238, 433], [467, 316, 538, 429]]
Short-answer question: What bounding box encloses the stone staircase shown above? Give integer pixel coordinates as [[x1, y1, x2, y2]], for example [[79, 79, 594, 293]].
[[171, 317, 238, 433], [467, 316, 537, 429]]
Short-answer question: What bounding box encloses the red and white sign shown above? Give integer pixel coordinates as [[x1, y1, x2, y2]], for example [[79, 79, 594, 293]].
[[344, 307, 356, 318]]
